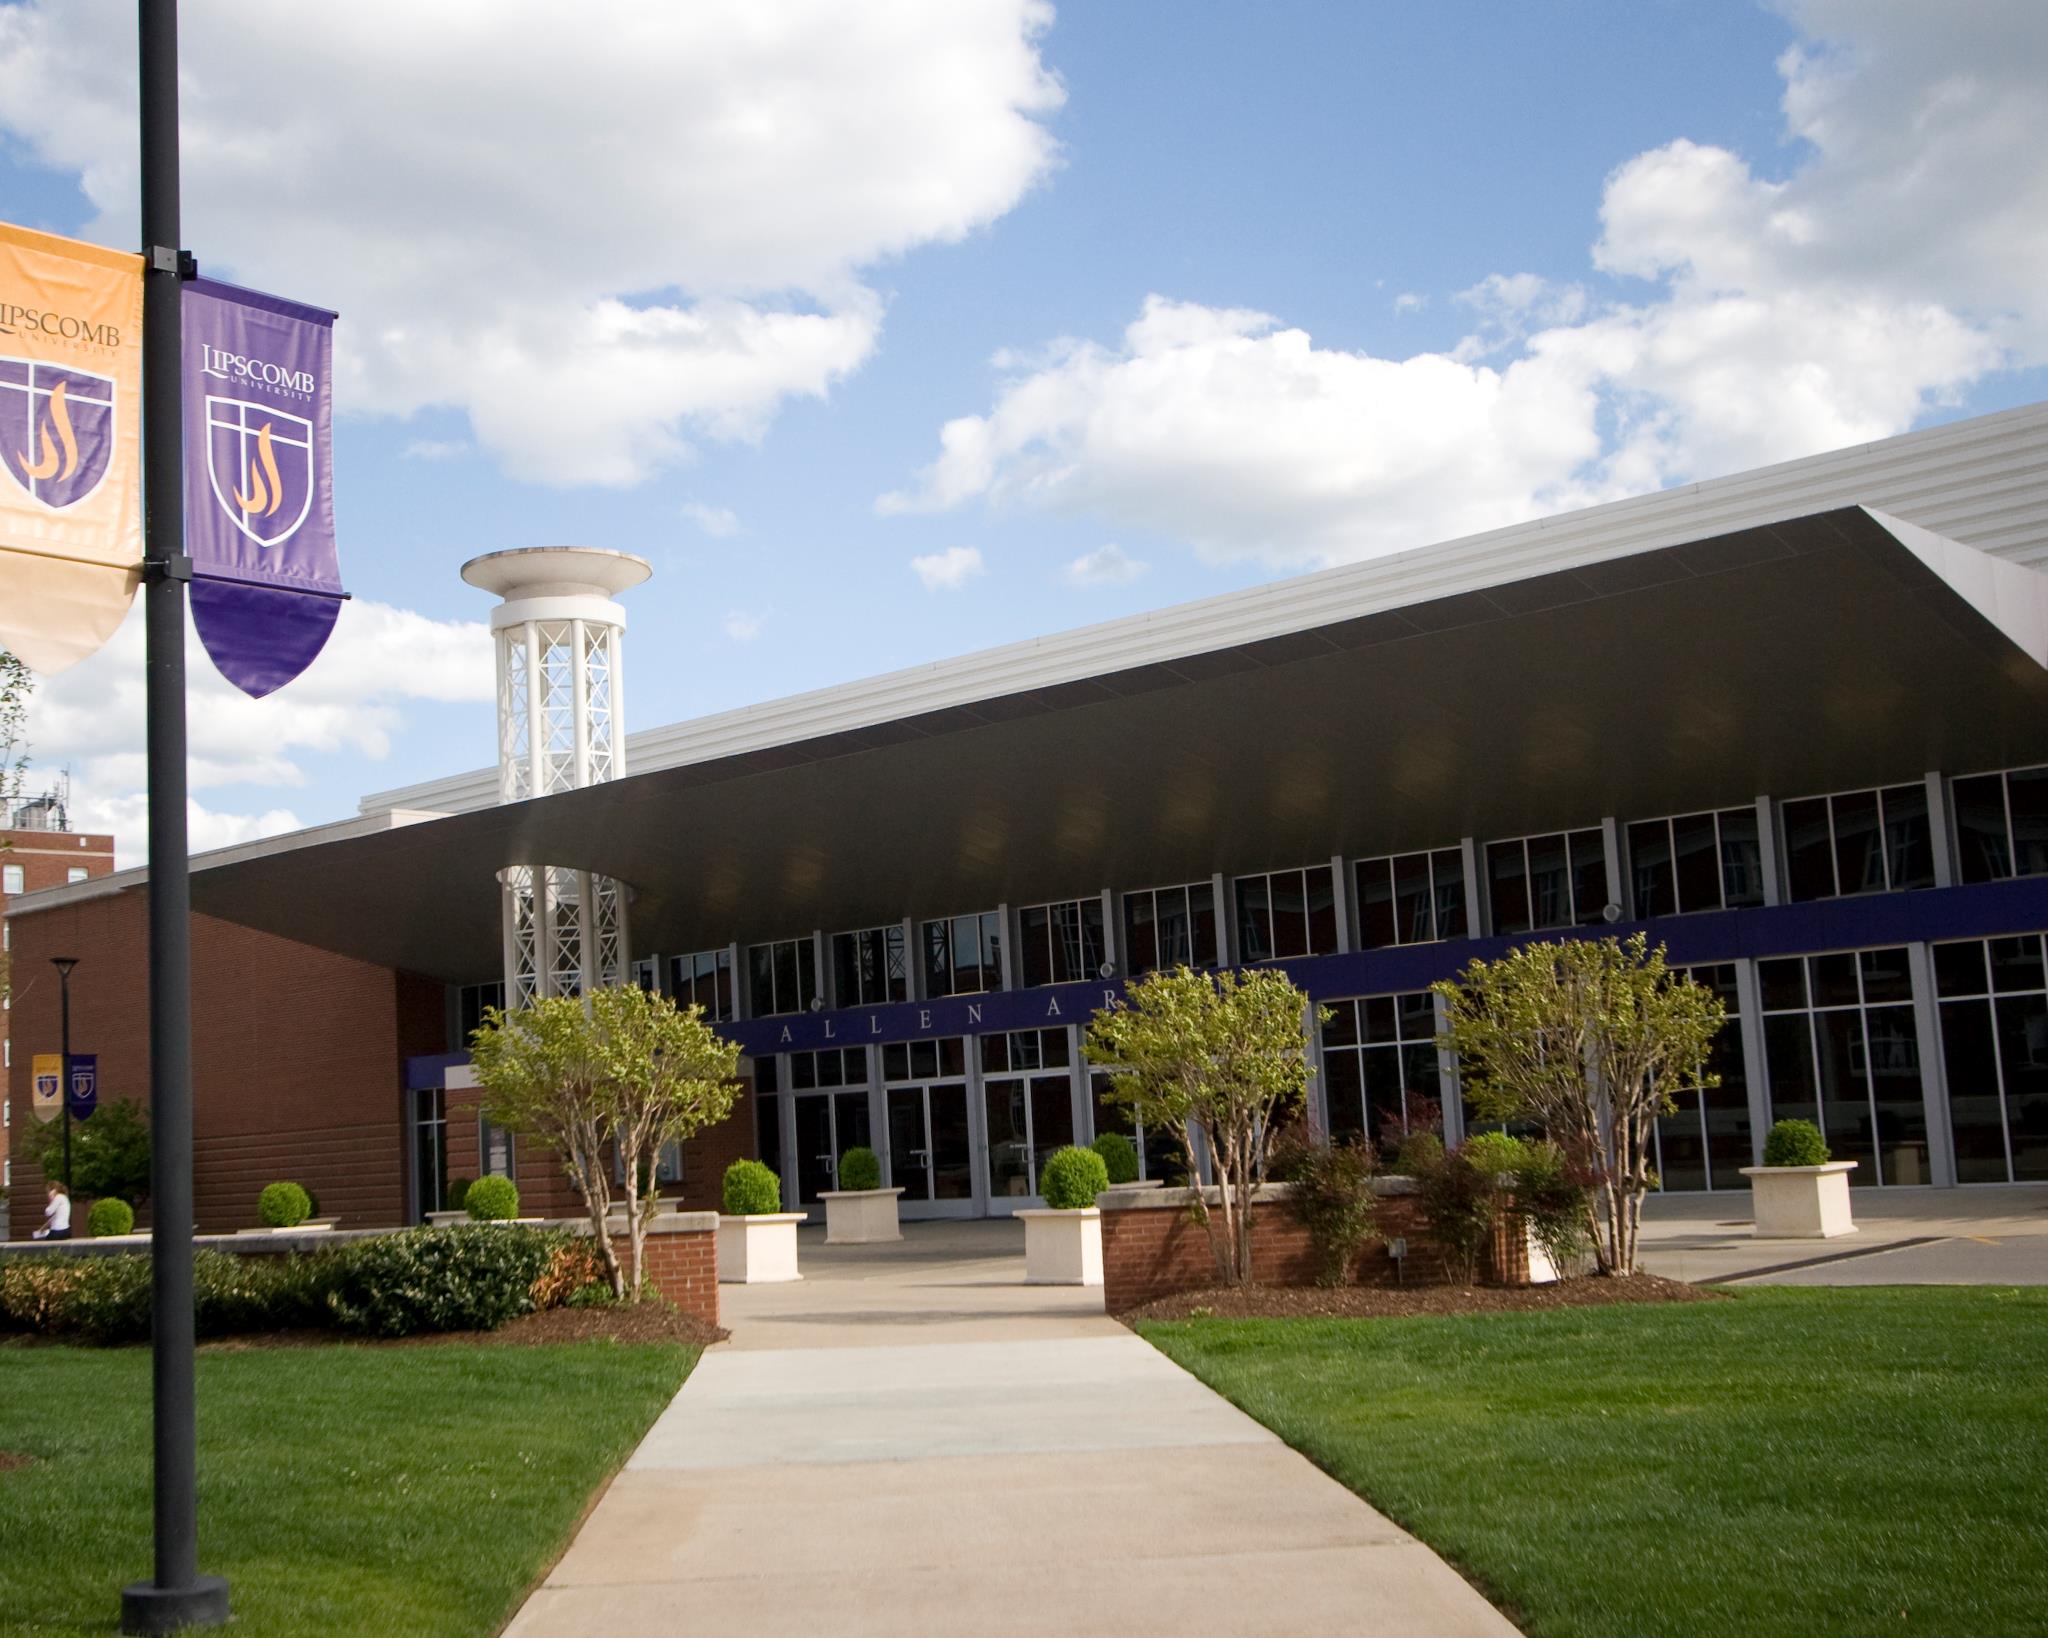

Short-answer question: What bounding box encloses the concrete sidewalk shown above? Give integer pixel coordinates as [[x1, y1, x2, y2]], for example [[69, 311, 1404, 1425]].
[[1637, 1181, 2048, 1285], [505, 1221, 1517, 1638]]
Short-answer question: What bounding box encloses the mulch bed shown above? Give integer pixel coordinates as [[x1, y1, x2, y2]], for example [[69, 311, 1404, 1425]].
[[1120, 1273, 1718, 1323]]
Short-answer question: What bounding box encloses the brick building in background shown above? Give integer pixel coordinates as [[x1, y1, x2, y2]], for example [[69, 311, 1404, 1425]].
[[1, 793, 116, 1230]]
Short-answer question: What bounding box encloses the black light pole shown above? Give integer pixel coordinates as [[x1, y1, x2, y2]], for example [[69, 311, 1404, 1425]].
[[51, 956, 77, 1191], [122, 0, 228, 1630]]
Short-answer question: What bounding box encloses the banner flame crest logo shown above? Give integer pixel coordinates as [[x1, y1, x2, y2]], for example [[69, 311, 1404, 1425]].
[[205, 395, 312, 547], [0, 358, 116, 511]]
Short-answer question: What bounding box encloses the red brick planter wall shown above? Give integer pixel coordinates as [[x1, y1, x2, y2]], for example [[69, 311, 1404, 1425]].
[[1099, 1185, 1529, 1311], [609, 1220, 719, 1329]]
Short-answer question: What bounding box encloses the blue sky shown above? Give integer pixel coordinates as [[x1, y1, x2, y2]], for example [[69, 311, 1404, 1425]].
[[3, 1, 2045, 859]]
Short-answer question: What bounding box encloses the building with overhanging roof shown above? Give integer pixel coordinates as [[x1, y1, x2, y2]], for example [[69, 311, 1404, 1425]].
[[9, 401, 2048, 1234]]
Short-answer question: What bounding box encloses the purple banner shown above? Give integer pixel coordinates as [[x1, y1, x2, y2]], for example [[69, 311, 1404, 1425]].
[[182, 277, 343, 698]]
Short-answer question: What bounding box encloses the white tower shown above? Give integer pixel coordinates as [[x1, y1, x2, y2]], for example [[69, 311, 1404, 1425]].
[[461, 546, 652, 1006]]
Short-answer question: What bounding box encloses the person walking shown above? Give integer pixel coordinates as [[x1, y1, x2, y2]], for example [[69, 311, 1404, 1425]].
[[33, 1180, 72, 1241]]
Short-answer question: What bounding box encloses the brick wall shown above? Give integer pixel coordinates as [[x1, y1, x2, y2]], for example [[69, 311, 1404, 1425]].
[[6, 888, 441, 1238], [1099, 1184, 1529, 1311], [610, 1220, 718, 1328], [1, 827, 117, 1201]]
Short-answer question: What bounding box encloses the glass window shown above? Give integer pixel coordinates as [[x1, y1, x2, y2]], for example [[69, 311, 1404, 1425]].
[[1783, 785, 1938, 901], [747, 937, 818, 1016], [1233, 866, 1337, 961], [1120, 881, 1218, 974], [1758, 947, 1926, 1185], [920, 910, 1004, 997], [1953, 765, 2048, 886], [1355, 847, 1466, 949], [669, 948, 736, 1022], [1, 865, 21, 895], [1628, 808, 1763, 918], [455, 980, 505, 1048], [1934, 934, 2048, 1185], [831, 925, 908, 1007], [1485, 828, 1608, 932], [1319, 993, 1441, 1148], [1019, 899, 1106, 987]]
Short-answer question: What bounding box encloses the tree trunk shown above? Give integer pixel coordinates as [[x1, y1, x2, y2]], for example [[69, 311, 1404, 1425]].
[[622, 1166, 644, 1302]]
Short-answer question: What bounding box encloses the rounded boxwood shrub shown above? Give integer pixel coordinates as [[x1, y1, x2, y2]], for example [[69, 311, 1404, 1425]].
[[464, 1175, 520, 1221], [1763, 1118, 1830, 1168], [1090, 1131, 1140, 1185], [257, 1181, 312, 1228], [87, 1197, 135, 1238], [837, 1146, 882, 1192], [446, 1177, 473, 1212], [302, 1187, 321, 1219], [1389, 1129, 1445, 1177], [1039, 1145, 1109, 1210], [723, 1158, 782, 1216]]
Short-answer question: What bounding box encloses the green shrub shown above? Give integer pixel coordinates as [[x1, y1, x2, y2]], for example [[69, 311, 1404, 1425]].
[[565, 1280, 617, 1309], [1090, 1131, 1140, 1185], [1389, 1129, 1445, 1177], [1288, 1139, 1379, 1286], [303, 1187, 321, 1219], [0, 1254, 152, 1343], [87, 1197, 135, 1238], [323, 1226, 560, 1336], [446, 1177, 473, 1211], [464, 1175, 520, 1221], [837, 1146, 882, 1192], [1763, 1118, 1830, 1168], [195, 1250, 335, 1337], [1461, 1130, 1529, 1180], [1417, 1142, 1511, 1285], [722, 1158, 782, 1216], [258, 1181, 312, 1228], [1511, 1139, 1595, 1276], [1039, 1145, 1109, 1210]]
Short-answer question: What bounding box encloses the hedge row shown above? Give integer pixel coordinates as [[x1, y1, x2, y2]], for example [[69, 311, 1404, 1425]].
[[0, 1227, 604, 1346]]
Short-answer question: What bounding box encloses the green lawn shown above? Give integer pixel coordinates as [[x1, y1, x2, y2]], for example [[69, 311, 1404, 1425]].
[[0, 1339, 695, 1636], [1141, 1288, 2048, 1638]]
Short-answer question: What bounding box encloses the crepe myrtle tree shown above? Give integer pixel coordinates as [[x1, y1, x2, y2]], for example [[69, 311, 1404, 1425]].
[[1085, 966, 1324, 1287], [469, 985, 741, 1300], [1433, 933, 1724, 1277]]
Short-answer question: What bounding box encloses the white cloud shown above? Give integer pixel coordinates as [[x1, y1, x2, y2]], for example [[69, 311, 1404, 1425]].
[[0, 1, 1064, 486], [685, 502, 742, 539], [1064, 544, 1146, 587], [28, 599, 493, 864], [909, 546, 986, 591], [1392, 292, 1427, 315], [722, 611, 764, 641], [882, 2, 2037, 567], [400, 438, 469, 462]]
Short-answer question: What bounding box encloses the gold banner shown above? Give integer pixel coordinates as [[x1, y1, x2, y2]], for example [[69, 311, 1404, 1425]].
[[0, 222, 144, 674], [31, 1052, 62, 1125]]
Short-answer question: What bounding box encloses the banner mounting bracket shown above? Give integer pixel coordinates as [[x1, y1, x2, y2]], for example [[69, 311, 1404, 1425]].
[[144, 554, 194, 585], [148, 245, 197, 279]]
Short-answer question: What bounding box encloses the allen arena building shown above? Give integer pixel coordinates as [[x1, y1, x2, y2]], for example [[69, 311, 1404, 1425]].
[[10, 401, 2048, 1237]]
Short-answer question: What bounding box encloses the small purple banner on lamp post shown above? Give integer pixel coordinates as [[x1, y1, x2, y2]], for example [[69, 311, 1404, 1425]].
[[181, 278, 345, 698]]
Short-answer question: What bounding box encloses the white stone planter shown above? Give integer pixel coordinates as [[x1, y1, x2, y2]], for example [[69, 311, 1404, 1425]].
[[717, 1212, 807, 1283], [1740, 1161, 1858, 1238], [1017, 1207, 1103, 1286], [1524, 1222, 1559, 1285], [820, 1188, 904, 1245]]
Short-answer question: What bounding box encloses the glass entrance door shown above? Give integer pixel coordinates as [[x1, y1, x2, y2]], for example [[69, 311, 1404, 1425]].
[[983, 1072, 1075, 1212], [792, 1090, 872, 1206], [886, 1081, 976, 1217]]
